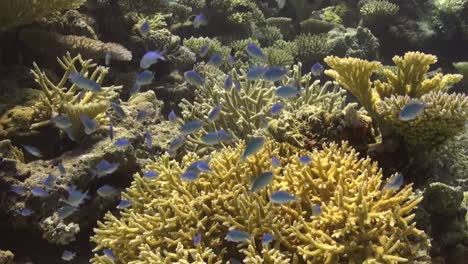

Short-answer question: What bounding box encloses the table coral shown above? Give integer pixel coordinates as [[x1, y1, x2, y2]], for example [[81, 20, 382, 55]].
[[90, 140, 430, 263], [0, 0, 86, 32]]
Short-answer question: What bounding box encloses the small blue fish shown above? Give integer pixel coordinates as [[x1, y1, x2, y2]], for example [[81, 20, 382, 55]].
[[250, 171, 274, 192], [145, 131, 152, 149], [234, 80, 241, 91], [184, 70, 205, 87], [79, 114, 98, 135], [111, 102, 126, 119], [11, 186, 27, 195], [270, 103, 284, 115], [117, 199, 132, 209], [105, 51, 112, 66], [263, 67, 287, 82], [271, 157, 281, 168], [225, 230, 250, 243], [64, 127, 77, 141], [208, 104, 222, 121], [136, 70, 154, 86], [69, 73, 102, 92], [168, 110, 178, 123], [31, 187, 49, 197], [103, 248, 116, 261], [94, 159, 119, 177], [130, 82, 141, 95], [384, 173, 404, 191], [193, 13, 208, 28], [247, 66, 266, 81], [276, 85, 299, 98], [140, 20, 150, 37], [194, 232, 202, 246], [208, 54, 223, 68], [188, 160, 211, 173], [311, 63, 324, 77], [202, 132, 220, 145], [168, 137, 184, 150], [261, 233, 274, 246], [43, 174, 56, 190], [312, 204, 322, 217], [114, 138, 130, 148], [62, 250, 76, 261], [245, 44, 265, 61], [65, 185, 89, 207], [215, 129, 232, 142], [136, 110, 150, 122], [57, 160, 66, 175], [199, 44, 209, 58], [180, 120, 203, 135], [97, 185, 118, 198], [224, 74, 233, 91], [109, 123, 114, 140], [241, 137, 265, 160], [140, 51, 165, 69], [18, 208, 34, 216], [270, 191, 296, 204], [21, 144, 42, 157], [51, 115, 72, 129], [143, 170, 158, 179], [299, 155, 312, 165], [181, 170, 199, 181], [399, 100, 427, 121], [58, 205, 77, 219], [228, 55, 235, 67]]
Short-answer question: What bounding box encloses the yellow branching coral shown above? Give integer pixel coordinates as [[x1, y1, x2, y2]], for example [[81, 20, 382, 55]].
[[377, 92, 468, 147], [30, 52, 121, 139], [0, 0, 86, 32], [90, 141, 430, 263]]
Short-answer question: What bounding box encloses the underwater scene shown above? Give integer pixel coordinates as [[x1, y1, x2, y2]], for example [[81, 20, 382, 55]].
[[2, 0, 468, 263]]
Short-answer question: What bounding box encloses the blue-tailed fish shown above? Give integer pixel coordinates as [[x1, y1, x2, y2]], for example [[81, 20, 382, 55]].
[[263, 67, 287, 82], [384, 173, 404, 191], [312, 204, 322, 217], [215, 129, 231, 142], [168, 137, 184, 150], [228, 55, 235, 67], [114, 138, 130, 148], [261, 233, 274, 246], [140, 20, 150, 37], [168, 110, 177, 123], [270, 191, 296, 204], [271, 157, 281, 167], [188, 160, 211, 173], [51, 115, 72, 129], [143, 170, 158, 179], [136, 110, 150, 122], [111, 102, 126, 119], [181, 170, 199, 181], [180, 120, 203, 134], [184, 70, 205, 87], [109, 123, 114, 140], [58, 205, 77, 219], [399, 100, 427, 121], [245, 44, 265, 61], [225, 230, 250, 243], [200, 44, 209, 58], [208, 54, 223, 68], [65, 185, 89, 207], [11, 186, 27, 196], [43, 174, 56, 190], [18, 208, 34, 216], [270, 103, 284, 115], [117, 199, 132, 209], [97, 185, 118, 198], [208, 104, 221, 121], [105, 51, 112, 66], [62, 250, 76, 261], [224, 74, 233, 91], [31, 187, 49, 197], [136, 70, 154, 86], [57, 160, 66, 175], [79, 114, 98, 135], [250, 171, 274, 192], [202, 132, 220, 145], [94, 159, 119, 177], [299, 155, 312, 165], [145, 131, 152, 149], [311, 62, 324, 77], [276, 85, 299, 98], [241, 137, 265, 160], [140, 51, 165, 69], [247, 66, 265, 81], [193, 14, 208, 28], [21, 144, 42, 157], [103, 249, 116, 261], [129, 82, 141, 95], [194, 232, 202, 246], [69, 73, 102, 92]]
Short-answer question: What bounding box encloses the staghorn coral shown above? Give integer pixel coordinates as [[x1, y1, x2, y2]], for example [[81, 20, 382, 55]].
[[30, 52, 121, 139], [19, 28, 132, 62], [179, 63, 347, 155], [294, 34, 332, 65], [433, 0, 468, 14], [206, 0, 265, 33], [183, 37, 231, 60], [377, 92, 468, 148], [90, 140, 430, 263], [0, 0, 86, 31], [360, 0, 399, 25]]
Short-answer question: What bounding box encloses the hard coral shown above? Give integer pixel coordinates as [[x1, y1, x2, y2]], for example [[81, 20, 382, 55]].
[[0, 0, 86, 31], [360, 0, 399, 25], [90, 141, 430, 263]]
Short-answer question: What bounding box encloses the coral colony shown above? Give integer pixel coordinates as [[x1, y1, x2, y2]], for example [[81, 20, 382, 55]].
[[0, 0, 468, 263]]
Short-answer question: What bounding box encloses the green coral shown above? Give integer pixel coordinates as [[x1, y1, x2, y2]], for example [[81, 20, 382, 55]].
[[183, 37, 231, 60], [433, 0, 468, 14], [254, 26, 284, 47], [206, 0, 265, 32], [453, 61, 468, 89], [360, 0, 399, 25], [0, 0, 86, 31], [266, 17, 296, 40], [300, 18, 335, 35], [90, 141, 430, 263], [294, 34, 333, 65], [30, 52, 121, 139], [178, 63, 348, 155]]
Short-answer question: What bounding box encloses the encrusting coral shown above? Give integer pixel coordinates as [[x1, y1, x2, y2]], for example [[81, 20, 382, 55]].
[[0, 0, 86, 31], [90, 140, 430, 263], [30, 52, 121, 139]]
